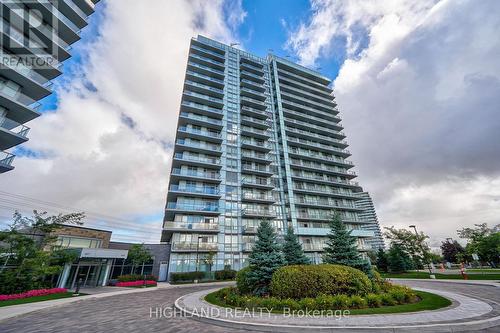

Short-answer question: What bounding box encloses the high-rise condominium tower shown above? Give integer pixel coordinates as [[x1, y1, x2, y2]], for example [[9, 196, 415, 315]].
[[0, 0, 99, 173], [356, 192, 385, 250], [162, 35, 377, 276]]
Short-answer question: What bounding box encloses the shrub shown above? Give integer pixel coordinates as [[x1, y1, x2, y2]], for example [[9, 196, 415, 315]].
[[349, 295, 368, 309], [170, 271, 205, 282], [117, 274, 157, 282], [270, 264, 372, 299], [0, 288, 67, 301], [370, 270, 392, 293], [215, 269, 237, 280], [366, 293, 382, 307], [380, 293, 396, 306], [236, 266, 253, 294]]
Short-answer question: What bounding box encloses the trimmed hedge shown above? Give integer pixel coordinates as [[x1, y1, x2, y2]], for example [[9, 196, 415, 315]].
[[215, 269, 237, 280], [170, 271, 205, 282], [210, 285, 417, 311], [270, 264, 372, 299], [117, 274, 157, 282]]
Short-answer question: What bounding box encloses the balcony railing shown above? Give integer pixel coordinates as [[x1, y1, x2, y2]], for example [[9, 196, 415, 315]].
[[241, 165, 272, 174], [295, 197, 357, 209], [174, 153, 220, 165], [278, 68, 332, 94], [171, 168, 220, 180], [172, 242, 218, 251], [281, 96, 337, 117], [285, 127, 347, 146], [283, 108, 341, 128], [241, 106, 270, 118], [302, 243, 325, 251], [242, 192, 274, 201], [241, 126, 271, 137], [179, 112, 223, 126], [0, 151, 15, 167], [241, 177, 273, 187], [293, 184, 358, 198], [242, 208, 276, 217], [181, 100, 223, 115], [0, 50, 52, 87], [288, 148, 353, 165], [292, 173, 359, 187], [185, 80, 224, 95], [241, 116, 271, 127], [169, 185, 220, 196], [183, 91, 224, 106], [176, 139, 221, 152], [285, 118, 346, 138], [186, 70, 224, 85], [163, 222, 219, 231], [166, 202, 219, 212], [189, 53, 225, 69], [241, 139, 272, 150], [178, 126, 221, 139], [0, 117, 30, 137], [290, 160, 356, 177], [191, 44, 225, 60], [287, 137, 350, 155], [188, 61, 225, 77]]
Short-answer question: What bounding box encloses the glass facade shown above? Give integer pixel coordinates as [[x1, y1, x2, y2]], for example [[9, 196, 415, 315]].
[[162, 36, 378, 276]]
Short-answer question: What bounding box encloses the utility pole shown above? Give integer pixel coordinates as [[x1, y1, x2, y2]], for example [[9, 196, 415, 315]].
[[409, 225, 434, 277]]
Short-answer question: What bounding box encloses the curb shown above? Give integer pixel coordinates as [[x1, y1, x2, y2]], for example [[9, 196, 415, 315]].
[[388, 278, 500, 288], [174, 288, 500, 332]]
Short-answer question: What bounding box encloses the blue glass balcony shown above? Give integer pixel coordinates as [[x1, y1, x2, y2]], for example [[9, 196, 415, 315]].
[[0, 151, 15, 173], [169, 185, 220, 197], [0, 117, 29, 150], [171, 168, 221, 182], [177, 126, 222, 143], [166, 202, 219, 214]]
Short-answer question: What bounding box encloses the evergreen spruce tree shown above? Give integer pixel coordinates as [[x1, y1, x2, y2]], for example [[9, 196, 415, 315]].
[[322, 212, 371, 275], [387, 243, 414, 273], [247, 220, 285, 295], [283, 226, 310, 265], [376, 248, 389, 272]]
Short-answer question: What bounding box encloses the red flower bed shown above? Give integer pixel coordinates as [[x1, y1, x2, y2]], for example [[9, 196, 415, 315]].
[[115, 280, 157, 287], [0, 288, 68, 301]]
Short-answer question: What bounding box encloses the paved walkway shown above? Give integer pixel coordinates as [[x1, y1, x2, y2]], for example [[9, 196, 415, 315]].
[[0, 280, 498, 332]]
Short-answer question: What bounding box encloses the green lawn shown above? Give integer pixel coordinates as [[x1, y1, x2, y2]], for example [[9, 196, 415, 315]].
[[0, 292, 82, 307], [381, 272, 500, 280], [204, 290, 451, 315], [467, 269, 500, 273]]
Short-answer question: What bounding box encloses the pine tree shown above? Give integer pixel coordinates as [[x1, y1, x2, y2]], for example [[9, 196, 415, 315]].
[[322, 212, 371, 275], [283, 226, 310, 265], [376, 248, 388, 272], [247, 220, 285, 295], [387, 244, 414, 273]]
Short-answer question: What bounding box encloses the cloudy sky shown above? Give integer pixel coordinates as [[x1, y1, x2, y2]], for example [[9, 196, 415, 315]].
[[1, 0, 499, 246]]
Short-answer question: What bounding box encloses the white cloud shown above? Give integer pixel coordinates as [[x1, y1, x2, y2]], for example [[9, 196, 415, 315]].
[[0, 0, 245, 242], [287, 0, 500, 242]]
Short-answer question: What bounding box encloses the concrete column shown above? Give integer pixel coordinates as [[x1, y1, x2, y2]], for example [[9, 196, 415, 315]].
[[58, 263, 71, 288], [102, 259, 112, 286]]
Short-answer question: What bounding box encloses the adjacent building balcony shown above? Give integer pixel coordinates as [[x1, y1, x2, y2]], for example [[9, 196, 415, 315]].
[[240, 61, 265, 76], [241, 192, 275, 203], [241, 139, 272, 152], [181, 100, 223, 118], [280, 82, 336, 107], [281, 96, 337, 118], [240, 116, 271, 129], [289, 160, 356, 179], [179, 112, 223, 129], [175, 139, 222, 155], [294, 197, 361, 211], [288, 148, 354, 168], [0, 151, 15, 173], [284, 118, 345, 139], [241, 164, 273, 176], [278, 76, 334, 102], [241, 126, 271, 139], [163, 221, 219, 233], [292, 184, 359, 199], [242, 225, 258, 234], [186, 70, 224, 88], [187, 61, 225, 79], [240, 79, 266, 92], [283, 108, 342, 131], [166, 202, 220, 215], [189, 53, 225, 71], [302, 243, 325, 251], [277, 68, 332, 95], [287, 137, 350, 156], [240, 87, 267, 101], [170, 168, 221, 182], [173, 153, 221, 168], [241, 151, 273, 164], [291, 172, 359, 188], [241, 177, 274, 189], [296, 226, 374, 238], [177, 126, 222, 143], [0, 117, 30, 150], [240, 70, 265, 84], [241, 96, 267, 110], [171, 242, 218, 252], [241, 106, 270, 119], [285, 126, 348, 148], [0, 88, 41, 124], [190, 43, 226, 62], [184, 79, 224, 98], [168, 185, 221, 198], [183, 90, 224, 109]]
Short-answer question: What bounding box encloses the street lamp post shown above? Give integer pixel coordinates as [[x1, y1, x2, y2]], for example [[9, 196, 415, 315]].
[[195, 236, 203, 273], [409, 225, 434, 277]]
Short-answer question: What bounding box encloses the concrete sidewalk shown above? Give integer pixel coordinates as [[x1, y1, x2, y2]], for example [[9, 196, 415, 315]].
[[0, 281, 234, 322], [388, 278, 500, 287]]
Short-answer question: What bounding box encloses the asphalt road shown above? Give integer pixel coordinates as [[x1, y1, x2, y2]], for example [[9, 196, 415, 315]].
[[0, 280, 498, 333]]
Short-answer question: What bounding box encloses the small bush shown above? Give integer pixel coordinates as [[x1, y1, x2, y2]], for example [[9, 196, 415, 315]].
[[366, 293, 382, 307], [270, 264, 372, 299], [236, 266, 253, 294], [380, 293, 396, 306], [349, 295, 368, 309], [170, 271, 205, 282], [215, 269, 237, 280]]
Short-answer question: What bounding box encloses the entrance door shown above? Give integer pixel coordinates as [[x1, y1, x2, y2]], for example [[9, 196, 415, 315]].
[[159, 262, 168, 281]]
